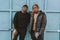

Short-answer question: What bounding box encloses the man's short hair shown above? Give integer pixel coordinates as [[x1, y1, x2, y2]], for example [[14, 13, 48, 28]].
[[32, 4, 39, 8], [23, 5, 28, 8]]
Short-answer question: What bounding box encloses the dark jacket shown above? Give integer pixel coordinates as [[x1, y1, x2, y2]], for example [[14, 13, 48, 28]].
[[13, 11, 30, 30], [30, 11, 47, 40]]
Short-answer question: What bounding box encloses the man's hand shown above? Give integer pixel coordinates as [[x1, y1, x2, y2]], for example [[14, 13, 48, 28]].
[[13, 29, 18, 37], [35, 32, 39, 38]]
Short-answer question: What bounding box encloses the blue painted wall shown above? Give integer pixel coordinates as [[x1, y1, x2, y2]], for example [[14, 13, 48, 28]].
[[0, 0, 60, 40]]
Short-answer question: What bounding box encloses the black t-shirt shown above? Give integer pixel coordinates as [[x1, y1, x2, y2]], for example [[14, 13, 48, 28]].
[[13, 11, 30, 29]]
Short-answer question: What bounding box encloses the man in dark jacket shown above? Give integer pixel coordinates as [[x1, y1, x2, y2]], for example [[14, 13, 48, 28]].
[[13, 5, 30, 40], [30, 4, 47, 40]]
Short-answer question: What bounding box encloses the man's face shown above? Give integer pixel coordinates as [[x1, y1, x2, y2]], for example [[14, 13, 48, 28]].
[[32, 6, 39, 13], [22, 7, 28, 12]]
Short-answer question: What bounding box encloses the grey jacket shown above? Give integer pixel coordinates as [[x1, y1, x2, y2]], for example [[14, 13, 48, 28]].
[[30, 11, 47, 40]]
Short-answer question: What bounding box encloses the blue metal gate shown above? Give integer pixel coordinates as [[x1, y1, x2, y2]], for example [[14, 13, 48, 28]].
[[0, 0, 60, 40]]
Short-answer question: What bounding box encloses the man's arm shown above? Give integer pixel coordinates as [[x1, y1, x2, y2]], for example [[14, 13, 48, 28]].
[[13, 12, 18, 29], [39, 13, 47, 35]]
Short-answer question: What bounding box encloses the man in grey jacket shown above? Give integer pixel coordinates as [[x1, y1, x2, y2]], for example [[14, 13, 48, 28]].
[[30, 4, 47, 40]]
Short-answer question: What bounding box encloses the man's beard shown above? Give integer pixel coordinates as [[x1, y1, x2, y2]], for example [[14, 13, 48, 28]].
[[24, 11, 27, 12], [33, 11, 39, 13], [22, 10, 27, 13]]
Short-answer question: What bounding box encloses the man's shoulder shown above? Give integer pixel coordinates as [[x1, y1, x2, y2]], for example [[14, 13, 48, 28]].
[[15, 11, 21, 15], [40, 10, 46, 15], [27, 11, 32, 16], [16, 11, 21, 13]]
